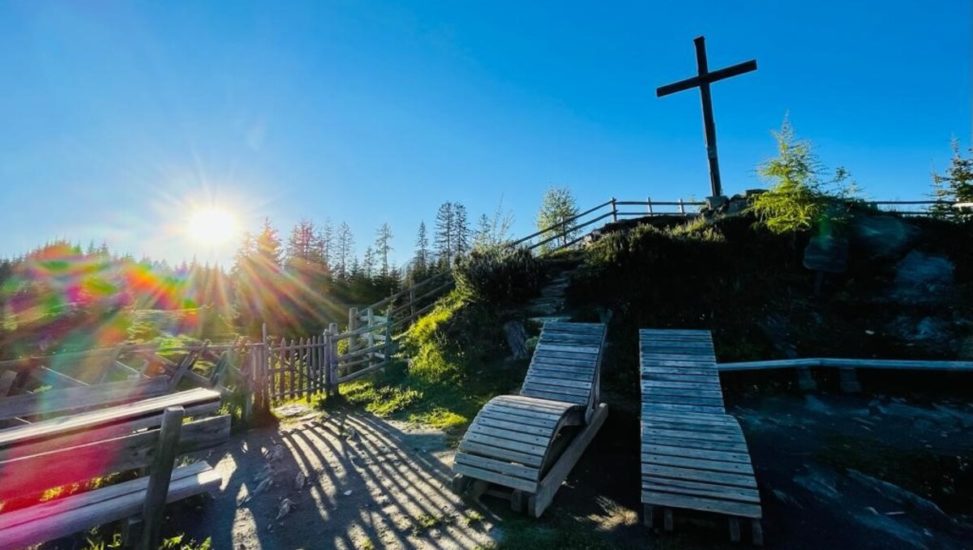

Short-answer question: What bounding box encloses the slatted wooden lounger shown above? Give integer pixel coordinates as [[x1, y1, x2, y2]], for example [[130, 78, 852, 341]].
[[639, 329, 764, 545], [452, 321, 609, 517]]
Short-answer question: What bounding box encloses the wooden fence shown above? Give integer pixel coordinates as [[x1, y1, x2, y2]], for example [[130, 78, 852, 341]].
[[0, 339, 257, 422]]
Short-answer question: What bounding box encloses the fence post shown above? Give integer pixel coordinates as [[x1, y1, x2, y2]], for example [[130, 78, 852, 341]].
[[409, 288, 416, 320], [384, 316, 393, 362], [679, 198, 685, 215], [647, 196, 653, 216], [261, 323, 270, 410], [366, 307, 375, 370], [349, 307, 360, 356], [327, 323, 339, 398], [610, 198, 618, 222]]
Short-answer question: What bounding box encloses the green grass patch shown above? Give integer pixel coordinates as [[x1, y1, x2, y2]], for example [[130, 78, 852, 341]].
[[323, 288, 532, 439]]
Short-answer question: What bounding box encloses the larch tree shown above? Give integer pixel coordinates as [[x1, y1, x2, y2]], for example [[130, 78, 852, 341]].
[[536, 187, 580, 250]]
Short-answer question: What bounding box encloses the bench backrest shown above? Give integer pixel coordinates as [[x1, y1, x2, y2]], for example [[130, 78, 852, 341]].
[[520, 322, 607, 413], [0, 411, 230, 506], [0, 377, 169, 424]]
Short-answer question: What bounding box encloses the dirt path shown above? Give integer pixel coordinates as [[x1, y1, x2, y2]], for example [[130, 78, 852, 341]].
[[167, 391, 973, 549], [173, 410, 498, 549]]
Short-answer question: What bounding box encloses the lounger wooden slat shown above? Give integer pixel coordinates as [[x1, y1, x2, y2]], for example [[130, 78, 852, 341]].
[[640, 329, 764, 545], [453, 321, 608, 518]]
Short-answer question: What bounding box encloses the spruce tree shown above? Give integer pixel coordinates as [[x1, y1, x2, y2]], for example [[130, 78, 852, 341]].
[[452, 203, 470, 258], [434, 202, 454, 265], [932, 140, 973, 219], [375, 223, 393, 278], [335, 222, 354, 279]]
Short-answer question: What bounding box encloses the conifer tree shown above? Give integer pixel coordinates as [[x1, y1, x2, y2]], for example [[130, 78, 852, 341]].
[[536, 187, 580, 250], [434, 202, 454, 265], [932, 140, 973, 219], [335, 222, 354, 279], [375, 223, 393, 278], [452, 203, 470, 258]]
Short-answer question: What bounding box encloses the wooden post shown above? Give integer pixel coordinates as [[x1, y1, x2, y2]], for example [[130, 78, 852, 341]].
[[647, 196, 653, 216], [327, 323, 339, 397], [679, 198, 685, 215], [242, 344, 254, 424], [140, 406, 184, 550], [384, 316, 393, 361], [409, 288, 416, 320], [348, 307, 360, 355], [839, 367, 862, 393], [366, 308, 375, 370], [610, 198, 618, 222]]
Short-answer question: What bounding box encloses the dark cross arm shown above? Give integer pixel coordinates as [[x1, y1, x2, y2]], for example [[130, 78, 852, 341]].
[[656, 59, 758, 97]]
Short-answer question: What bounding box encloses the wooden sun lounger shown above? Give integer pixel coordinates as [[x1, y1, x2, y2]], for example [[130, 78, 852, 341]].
[[639, 329, 764, 545], [452, 322, 609, 517]]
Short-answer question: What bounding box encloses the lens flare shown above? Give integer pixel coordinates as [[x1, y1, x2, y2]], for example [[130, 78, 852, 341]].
[[186, 207, 239, 246]]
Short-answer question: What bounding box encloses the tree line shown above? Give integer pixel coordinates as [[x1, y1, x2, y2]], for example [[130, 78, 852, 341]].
[[0, 192, 584, 357]]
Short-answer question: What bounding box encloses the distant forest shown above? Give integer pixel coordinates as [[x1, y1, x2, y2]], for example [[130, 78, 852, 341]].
[[0, 198, 525, 359]]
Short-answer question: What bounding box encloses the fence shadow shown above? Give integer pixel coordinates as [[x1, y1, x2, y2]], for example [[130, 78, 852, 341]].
[[174, 411, 495, 549]]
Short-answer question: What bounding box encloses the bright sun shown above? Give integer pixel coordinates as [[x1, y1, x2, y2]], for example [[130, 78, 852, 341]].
[[186, 207, 240, 246]]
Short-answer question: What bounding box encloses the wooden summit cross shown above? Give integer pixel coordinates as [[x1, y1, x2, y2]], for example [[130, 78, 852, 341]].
[[657, 36, 757, 199]]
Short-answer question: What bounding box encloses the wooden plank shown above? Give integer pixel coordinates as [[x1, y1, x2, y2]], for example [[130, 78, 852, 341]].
[[455, 453, 539, 482], [643, 453, 754, 475], [521, 388, 588, 405], [493, 395, 574, 414], [0, 378, 169, 422], [641, 491, 761, 518], [469, 424, 551, 447], [524, 382, 589, 398], [641, 386, 724, 399], [643, 476, 760, 502], [0, 388, 220, 448], [535, 343, 600, 355], [453, 463, 538, 493], [475, 416, 554, 437], [525, 375, 592, 391], [479, 408, 558, 429], [642, 463, 757, 488], [0, 463, 222, 550], [644, 434, 749, 453], [0, 414, 229, 502], [643, 428, 742, 444], [528, 403, 608, 518], [141, 406, 183, 550], [458, 440, 543, 468], [463, 432, 547, 457], [644, 402, 726, 414], [2, 402, 220, 458], [643, 444, 751, 464]]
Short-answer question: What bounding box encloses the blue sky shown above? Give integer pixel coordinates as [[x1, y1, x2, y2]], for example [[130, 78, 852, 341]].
[[0, 1, 969, 266]]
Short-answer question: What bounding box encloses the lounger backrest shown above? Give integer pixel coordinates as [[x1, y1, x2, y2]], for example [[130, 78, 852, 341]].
[[639, 329, 725, 415], [520, 322, 606, 410]]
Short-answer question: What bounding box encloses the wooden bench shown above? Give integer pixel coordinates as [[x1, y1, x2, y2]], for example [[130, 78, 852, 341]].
[[0, 377, 171, 428], [452, 322, 609, 517], [639, 329, 763, 545], [0, 389, 228, 549]]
